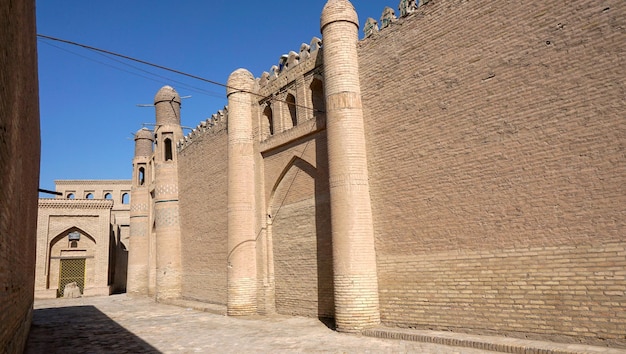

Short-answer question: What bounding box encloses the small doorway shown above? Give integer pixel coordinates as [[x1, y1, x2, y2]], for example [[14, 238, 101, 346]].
[[57, 258, 86, 297]]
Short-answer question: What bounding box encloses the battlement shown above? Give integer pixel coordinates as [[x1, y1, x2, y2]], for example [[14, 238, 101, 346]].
[[362, 0, 430, 38], [177, 107, 228, 152], [162, 0, 434, 154], [255, 37, 323, 94]]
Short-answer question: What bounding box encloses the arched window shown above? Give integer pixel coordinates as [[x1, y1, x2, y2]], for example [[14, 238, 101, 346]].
[[104, 193, 112, 200], [122, 193, 130, 204], [67, 193, 75, 199], [310, 78, 325, 119], [286, 93, 297, 128], [138, 167, 145, 186], [263, 105, 274, 139], [85, 193, 94, 199], [164, 138, 173, 161]]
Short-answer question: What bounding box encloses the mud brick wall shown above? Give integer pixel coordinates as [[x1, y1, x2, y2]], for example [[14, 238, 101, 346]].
[[178, 131, 229, 305], [263, 133, 333, 318], [0, 0, 40, 351], [360, 0, 625, 347]]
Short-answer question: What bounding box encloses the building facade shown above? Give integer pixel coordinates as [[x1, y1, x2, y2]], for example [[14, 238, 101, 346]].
[[128, 0, 626, 347], [36, 180, 131, 299], [0, 0, 40, 351]]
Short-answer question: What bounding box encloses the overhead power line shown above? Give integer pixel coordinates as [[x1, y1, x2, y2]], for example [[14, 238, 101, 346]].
[[38, 34, 229, 89], [39, 39, 224, 99], [39, 188, 62, 196], [37, 34, 324, 113]]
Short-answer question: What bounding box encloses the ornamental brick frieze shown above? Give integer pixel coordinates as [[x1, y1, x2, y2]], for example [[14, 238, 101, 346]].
[[38, 199, 114, 210], [154, 205, 180, 228], [154, 184, 178, 197], [130, 203, 149, 213], [129, 222, 147, 237]]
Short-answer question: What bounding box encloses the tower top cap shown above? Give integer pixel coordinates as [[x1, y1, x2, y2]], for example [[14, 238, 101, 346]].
[[226, 69, 255, 96], [321, 0, 359, 31], [154, 85, 181, 105], [134, 127, 154, 141]]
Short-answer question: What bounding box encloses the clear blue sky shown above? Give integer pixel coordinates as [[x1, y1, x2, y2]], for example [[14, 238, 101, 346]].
[[36, 0, 394, 195]]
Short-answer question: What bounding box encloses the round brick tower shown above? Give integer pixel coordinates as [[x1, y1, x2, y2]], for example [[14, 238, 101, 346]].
[[153, 85, 183, 301], [226, 69, 258, 316], [128, 127, 154, 296], [321, 0, 381, 332]]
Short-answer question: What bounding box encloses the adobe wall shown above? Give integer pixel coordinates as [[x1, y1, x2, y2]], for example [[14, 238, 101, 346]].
[[35, 199, 116, 299], [262, 132, 333, 318], [177, 126, 229, 305], [361, 0, 625, 346], [0, 0, 40, 351], [49, 180, 131, 294]]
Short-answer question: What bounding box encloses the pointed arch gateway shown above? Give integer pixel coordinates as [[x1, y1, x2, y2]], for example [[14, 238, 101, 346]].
[[267, 155, 334, 320], [48, 227, 97, 297]]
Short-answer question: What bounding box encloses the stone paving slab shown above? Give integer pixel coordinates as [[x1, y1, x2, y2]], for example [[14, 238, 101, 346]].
[[363, 328, 626, 354], [24, 295, 626, 354], [25, 295, 498, 353]]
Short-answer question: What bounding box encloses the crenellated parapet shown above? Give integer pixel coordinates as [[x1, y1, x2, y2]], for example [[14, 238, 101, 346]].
[[363, 0, 431, 38], [257, 37, 323, 91], [246, 36, 327, 145], [178, 33, 324, 152], [177, 107, 229, 152]]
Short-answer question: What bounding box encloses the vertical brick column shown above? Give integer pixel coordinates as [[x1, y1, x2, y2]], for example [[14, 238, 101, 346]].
[[153, 86, 183, 300], [128, 128, 153, 296], [321, 0, 381, 332], [226, 69, 258, 316]]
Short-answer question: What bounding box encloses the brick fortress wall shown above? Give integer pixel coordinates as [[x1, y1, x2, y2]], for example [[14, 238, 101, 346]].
[[0, 0, 40, 351], [361, 0, 625, 346], [262, 133, 333, 318], [177, 115, 229, 305]]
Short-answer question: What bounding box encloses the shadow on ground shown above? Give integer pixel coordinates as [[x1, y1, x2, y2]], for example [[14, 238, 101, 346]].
[[25, 306, 159, 354]]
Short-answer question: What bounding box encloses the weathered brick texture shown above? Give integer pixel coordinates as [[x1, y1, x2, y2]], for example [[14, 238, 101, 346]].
[[132, 0, 624, 346], [264, 134, 334, 318], [361, 0, 625, 346], [0, 0, 40, 351], [178, 129, 229, 305]]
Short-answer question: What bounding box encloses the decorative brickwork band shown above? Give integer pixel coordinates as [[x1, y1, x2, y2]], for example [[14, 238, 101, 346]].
[[321, 0, 381, 332], [226, 69, 258, 316], [38, 199, 113, 210], [153, 86, 183, 301]]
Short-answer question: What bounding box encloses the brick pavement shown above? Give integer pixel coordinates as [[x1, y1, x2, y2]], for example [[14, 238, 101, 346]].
[[24, 295, 625, 354]]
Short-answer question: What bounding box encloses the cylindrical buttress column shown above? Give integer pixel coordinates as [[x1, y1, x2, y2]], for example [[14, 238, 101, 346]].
[[128, 129, 153, 296], [321, 0, 381, 332], [226, 69, 258, 316], [153, 86, 183, 301]]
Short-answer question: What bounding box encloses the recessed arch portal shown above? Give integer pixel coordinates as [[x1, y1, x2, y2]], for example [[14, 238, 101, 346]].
[[267, 155, 334, 319], [48, 227, 97, 298]]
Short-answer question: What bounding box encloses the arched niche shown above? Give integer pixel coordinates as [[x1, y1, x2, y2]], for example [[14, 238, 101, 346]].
[[310, 77, 326, 120], [267, 156, 334, 319], [286, 93, 297, 128], [261, 104, 274, 140], [47, 227, 97, 298]]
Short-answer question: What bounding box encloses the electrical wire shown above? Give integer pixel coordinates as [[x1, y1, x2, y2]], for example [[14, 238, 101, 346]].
[[39, 39, 224, 100], [37, 34, 325, 113]]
